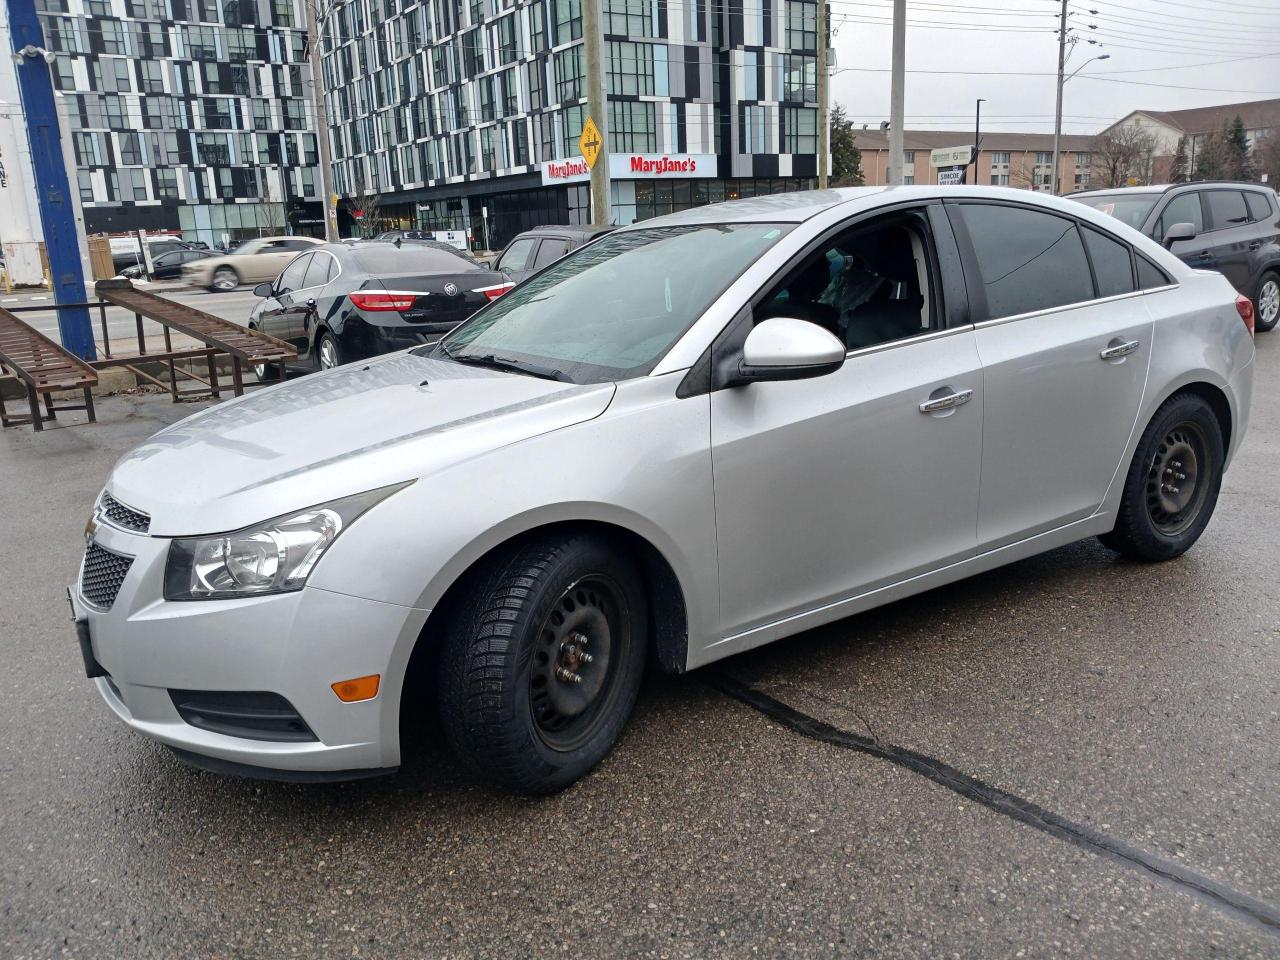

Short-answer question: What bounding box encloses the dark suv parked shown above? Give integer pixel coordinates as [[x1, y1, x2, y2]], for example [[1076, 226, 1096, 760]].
[[1071, 182, 1280, 331], [491, 225, 614, 284]]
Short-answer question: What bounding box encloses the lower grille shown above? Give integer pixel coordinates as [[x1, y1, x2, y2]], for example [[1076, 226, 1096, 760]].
[[169, 690, 318, 742], [81, 542, 134, 609]]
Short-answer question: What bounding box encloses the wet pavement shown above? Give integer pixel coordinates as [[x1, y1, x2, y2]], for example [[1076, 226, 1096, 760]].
[[1, 332, 1278, 958]]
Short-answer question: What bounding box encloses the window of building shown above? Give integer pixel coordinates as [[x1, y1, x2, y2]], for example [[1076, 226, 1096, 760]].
[[787, 0, 817, 50], [140, 59, 164, 93], [741, 104, 769, 153], [529, 0, 546, 51], [1074, 172, 1091, 189], [990, 151, 1010, 165], [604, 0, 654, 37], [77, 170, 95, 203], [1035, 151, 1053, 165], [608, 40, 654, 97], [990, 173, 1009, 186], [129, 168, 148, 200], [118, 132, 143, 164], [609, 99, 656, 152], [527, 57, 545, 109], [781, 55, 816, 103], [903, 150, 915, 164], [1075, 151, 1091, 167], [957, 203, 1094, 320], [559, 104, 584, 158], [101, 19, 129, 54], [554, 0, 581, 44], [784, 107, 817, 154], [554, 45, 583, 101], [903, 175, 915, 185], [155, 168, 179, 199], [1081, 226, 1135, 298]]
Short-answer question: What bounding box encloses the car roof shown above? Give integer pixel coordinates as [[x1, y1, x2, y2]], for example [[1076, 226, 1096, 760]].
[[514, 225, 614, 240], [1071, 181, 1276, 199]]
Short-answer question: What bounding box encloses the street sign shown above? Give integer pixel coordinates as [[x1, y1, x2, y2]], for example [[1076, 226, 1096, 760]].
[[929, 145, 973, 168], [938, 168, 964, 186], [579, 116, 603, 169]]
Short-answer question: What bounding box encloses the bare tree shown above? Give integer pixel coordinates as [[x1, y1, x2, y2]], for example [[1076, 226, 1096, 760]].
[[1254, 132, 1280, 189], [255, 170, 287, 236], [351, 174, 382, 237], [1008, 155, 1037, 190], [1090, 125, 1157, 188]]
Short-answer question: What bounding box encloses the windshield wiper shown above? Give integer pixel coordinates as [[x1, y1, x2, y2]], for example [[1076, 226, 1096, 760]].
[[446, 353, 570, 382]]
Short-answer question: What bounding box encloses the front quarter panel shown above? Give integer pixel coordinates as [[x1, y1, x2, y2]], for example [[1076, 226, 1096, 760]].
[[306, 372, 718, 668]]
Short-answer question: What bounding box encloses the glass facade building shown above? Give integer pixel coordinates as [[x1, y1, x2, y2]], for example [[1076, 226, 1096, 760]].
[[320, 0, 820, 248], [35, 0, 322, 246]]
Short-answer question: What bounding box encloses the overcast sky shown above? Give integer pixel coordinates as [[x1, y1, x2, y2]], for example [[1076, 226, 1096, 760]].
[[826, 0, 1280, 138]]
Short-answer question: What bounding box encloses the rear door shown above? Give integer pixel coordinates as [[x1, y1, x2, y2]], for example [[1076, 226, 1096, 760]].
[[531, 236, 573, 271], [1201, 188, 1255, 293], [949, 201, 1152, 549]]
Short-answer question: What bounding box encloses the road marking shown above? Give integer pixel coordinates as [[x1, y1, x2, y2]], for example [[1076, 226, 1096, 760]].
[[708, 672, 1280, 936]]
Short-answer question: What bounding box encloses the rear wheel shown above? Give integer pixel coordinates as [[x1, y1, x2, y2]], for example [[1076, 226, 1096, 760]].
[[1098, 393, 1224, 561], [1254, 270, 1279, 333], [316, 332, 341, 370], [210, 266, 239, 292], [436, 534, 648, 794]]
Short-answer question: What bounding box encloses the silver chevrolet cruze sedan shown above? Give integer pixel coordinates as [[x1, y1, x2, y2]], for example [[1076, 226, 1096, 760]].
[[71, 187, 1255, 793]]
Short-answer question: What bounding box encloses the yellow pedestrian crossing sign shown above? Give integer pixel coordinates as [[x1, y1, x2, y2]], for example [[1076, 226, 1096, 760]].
[[579, 116, 603, 169]]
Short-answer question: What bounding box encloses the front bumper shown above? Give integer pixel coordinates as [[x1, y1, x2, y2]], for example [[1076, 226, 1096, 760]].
[[70, 519, 429, 776]]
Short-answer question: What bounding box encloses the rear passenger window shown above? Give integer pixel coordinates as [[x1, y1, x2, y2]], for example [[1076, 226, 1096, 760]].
[[301, 253, 332, 289], [957, 203, 1093, 320], [1206, 190, 1250, 229], [1136, 255, 1172, 290], [533, 238, 572, 268], [1081, 227, 1135, 297], [1245, 191, 1272, 222]]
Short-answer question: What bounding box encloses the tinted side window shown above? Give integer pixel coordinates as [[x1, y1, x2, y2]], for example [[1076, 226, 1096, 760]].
[[1244, 191, 1273, 223], [1205, 190, 1249, 229], [533, 237, 573, 268], [1081, 226, 1135, 297], [498, 237, 537, 272], [276, 253, 311, 292], [302, 253, 332, 289], [957, 204, 1093, 320], [1136, 255, 1172, 290], [282, 237, 316, 251], [1155, 192, 1204, 240]]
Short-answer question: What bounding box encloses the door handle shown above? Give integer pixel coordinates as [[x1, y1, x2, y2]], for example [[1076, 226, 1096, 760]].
[[1099, 339, 1140, 360], [1249, 239, 1263, 250], [918, 388, 973, 414]]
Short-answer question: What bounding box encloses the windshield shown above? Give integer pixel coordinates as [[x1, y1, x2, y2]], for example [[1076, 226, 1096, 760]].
[[1073, 192, 1159, 230], [438, 223, 792, 384]]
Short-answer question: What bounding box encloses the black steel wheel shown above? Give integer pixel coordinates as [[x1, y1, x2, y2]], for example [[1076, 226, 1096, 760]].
[[436, 533, 648, 794], [1099, 392, 1224, 561]]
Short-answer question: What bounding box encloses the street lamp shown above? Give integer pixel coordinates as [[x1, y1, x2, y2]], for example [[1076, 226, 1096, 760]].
[[1051, 53, 1110, 194]]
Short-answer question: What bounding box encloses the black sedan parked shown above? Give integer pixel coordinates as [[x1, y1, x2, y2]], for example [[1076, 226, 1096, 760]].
[[120, 248, 212, 281], [247, 241, 512, 376]]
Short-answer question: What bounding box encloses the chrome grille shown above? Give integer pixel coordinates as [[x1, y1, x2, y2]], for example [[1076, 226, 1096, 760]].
[[81, 543, 133, 610], [99, 492, 150, 533]]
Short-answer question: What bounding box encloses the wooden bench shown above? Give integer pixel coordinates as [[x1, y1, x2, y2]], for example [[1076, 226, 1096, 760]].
[[0, 306, 97, 431]]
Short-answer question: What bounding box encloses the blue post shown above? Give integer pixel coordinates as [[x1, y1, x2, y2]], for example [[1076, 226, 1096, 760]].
[[7, 0, 95, 359]]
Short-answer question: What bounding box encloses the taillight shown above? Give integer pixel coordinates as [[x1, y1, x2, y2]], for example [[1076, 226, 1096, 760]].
[[474, 282, 515, 302], [1235, 294, 1255, 335], [349, 291, 417, 312]]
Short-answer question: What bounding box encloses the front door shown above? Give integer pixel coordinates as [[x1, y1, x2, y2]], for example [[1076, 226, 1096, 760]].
[[949, 201, 1152, 550], [710, 206, 983, 639]]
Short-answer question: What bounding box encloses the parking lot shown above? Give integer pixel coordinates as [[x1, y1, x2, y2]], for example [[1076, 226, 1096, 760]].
[[1, 333, 1277, 958]]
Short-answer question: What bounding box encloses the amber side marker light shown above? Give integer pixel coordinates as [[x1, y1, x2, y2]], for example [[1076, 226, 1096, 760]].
[[332, 674, 380, 702]]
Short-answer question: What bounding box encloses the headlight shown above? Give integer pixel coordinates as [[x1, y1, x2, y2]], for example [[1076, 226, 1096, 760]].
[[163, 483, 409, 601]]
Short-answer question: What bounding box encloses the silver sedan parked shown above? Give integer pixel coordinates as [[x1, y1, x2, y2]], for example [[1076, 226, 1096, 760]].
[[71, 187, 1255, 793]]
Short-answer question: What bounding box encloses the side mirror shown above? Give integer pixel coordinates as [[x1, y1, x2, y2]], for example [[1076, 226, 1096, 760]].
[[253, 281, 274, 298], [1162, 221, 1197, 249], [732, 317, 846, 385]]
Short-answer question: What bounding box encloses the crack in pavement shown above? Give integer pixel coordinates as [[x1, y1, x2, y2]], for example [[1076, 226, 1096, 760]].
[[706, 671, 1280, 937]]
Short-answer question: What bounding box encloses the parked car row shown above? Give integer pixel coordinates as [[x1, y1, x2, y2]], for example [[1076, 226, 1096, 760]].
[[1070, 181, 1280, 332]]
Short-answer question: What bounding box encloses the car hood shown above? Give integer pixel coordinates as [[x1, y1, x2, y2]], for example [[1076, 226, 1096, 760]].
[[107, 352, 616, 536]]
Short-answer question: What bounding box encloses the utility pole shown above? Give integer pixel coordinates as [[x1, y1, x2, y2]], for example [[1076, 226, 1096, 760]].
[[304, 0, 338, 241], [582, 0, 610, 227], [969, 98, 985, 184], [7, 0, 94, 358], [817, 0, 828, 188], [1050, 0, 1068, 195], [886, 0, 906, 186]]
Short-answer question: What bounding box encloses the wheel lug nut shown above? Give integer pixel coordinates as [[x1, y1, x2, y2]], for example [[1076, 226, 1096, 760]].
[[555, 667, 583, 684], [578, 651, 594, 664], [1177, 472, 1186, 480]]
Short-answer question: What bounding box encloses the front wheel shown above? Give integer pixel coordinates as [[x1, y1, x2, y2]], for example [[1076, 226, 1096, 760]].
[[1098, 393, 1224, 561], [1254, 269, 1279, 333], [436, 534, 648, 794], [209, 266, 239, 292]]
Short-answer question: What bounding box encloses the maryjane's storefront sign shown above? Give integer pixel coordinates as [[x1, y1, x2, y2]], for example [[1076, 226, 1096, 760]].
[[541, 153, 717, 185]]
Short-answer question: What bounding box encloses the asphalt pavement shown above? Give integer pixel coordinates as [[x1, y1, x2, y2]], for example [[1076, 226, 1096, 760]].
[[1, 333, 1278, 958]]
